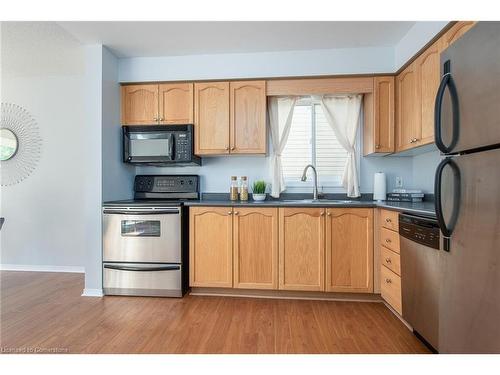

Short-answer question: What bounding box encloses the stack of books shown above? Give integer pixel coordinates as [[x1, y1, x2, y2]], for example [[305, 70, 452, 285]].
[[387, 189, 424, 202]]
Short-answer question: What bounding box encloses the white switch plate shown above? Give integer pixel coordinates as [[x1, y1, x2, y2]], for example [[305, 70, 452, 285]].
[[395, 176, 403, 188]]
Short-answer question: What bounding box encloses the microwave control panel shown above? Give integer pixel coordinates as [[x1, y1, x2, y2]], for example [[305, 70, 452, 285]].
[[175, 132, 192, 161]]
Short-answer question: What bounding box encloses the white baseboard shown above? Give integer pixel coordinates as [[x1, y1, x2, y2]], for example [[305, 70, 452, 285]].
[[0, 264, 85, 273], [81, 288, 104, 297]]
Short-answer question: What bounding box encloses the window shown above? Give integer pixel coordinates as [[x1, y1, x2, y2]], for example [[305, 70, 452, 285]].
[[281, 98, 360, 189]]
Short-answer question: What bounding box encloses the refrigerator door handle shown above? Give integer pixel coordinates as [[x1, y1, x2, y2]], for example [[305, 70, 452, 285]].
[[434, 157, 461, 251], [435, 60, 460, 154]]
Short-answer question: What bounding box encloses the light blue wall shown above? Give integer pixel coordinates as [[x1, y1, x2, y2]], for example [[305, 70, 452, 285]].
[[102, 46, 135, 202], [119, 46, 395, 82], [411, 150, 443, 193]]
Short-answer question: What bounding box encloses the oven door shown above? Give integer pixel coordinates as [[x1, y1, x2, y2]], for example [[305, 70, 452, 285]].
[[103, 207, 181, 263]]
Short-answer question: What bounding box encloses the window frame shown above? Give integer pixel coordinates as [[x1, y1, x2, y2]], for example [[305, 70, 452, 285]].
[[282, 97, 362, 193]]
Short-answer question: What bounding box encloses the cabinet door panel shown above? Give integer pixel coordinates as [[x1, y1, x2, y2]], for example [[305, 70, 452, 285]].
[[233, 207, 278, 289], [417, 41, 440, 145], [189, 207, 233, 287], [396, 63, 420, 151], [194, 82, 230, 155], [326, 208, 373, 293], [230, 81, 266, 154], [159, 83, 193, 124], [121, 84, 158, 125], [374, 76, 395, 153], [279, 208, 325, 291]]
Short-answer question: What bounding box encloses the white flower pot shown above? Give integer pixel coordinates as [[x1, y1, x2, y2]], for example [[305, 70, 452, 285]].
[[252, 193, 267, 202]]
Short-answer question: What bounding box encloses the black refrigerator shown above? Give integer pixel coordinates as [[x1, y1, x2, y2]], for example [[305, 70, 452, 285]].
[[434, 21, 500, 353]]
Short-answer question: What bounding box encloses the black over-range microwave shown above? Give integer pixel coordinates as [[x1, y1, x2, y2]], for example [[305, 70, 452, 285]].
[[123, 124, 201, 166]]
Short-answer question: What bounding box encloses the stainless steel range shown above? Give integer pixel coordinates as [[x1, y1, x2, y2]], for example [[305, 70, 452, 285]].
[[102, 175, 199, 297]]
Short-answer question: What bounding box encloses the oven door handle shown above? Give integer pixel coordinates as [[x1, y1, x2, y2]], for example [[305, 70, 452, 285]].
[[103, 209, 180, 215], [104, 264, 180, 272]]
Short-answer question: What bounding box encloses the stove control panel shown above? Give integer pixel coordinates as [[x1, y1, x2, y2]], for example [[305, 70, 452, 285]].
[[134, 175, 199, 194]]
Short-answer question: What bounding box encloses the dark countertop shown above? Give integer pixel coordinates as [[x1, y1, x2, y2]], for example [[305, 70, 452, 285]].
[[184, 197, 436, 218]]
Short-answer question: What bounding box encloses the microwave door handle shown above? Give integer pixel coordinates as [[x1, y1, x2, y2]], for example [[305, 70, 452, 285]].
[[167, 133, 174, 160]]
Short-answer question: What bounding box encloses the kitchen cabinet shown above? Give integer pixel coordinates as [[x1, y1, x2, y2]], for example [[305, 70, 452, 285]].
[[121, 83, 193, 125], [158, 83, 193, 124], [278, 208, 325, 291], [194, 82, 230, 155], [441, 21, 477, 49], [396, 61, 420, 152], [121, 84, 159, 125], [233, 207, 278, 289], [194, 80, 267, 155], [363, 76, 395, 155], [189, 207, 233, 287], [381, 264, 402, 315], [325, 208, 373, 293], [230, 81, 267, 154]]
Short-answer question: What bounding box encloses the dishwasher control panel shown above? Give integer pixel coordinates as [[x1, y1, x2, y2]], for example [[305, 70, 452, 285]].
[[399, 214, 440, 250]]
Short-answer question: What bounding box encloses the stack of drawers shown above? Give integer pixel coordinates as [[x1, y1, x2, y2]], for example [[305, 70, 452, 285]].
[[379, 209, 402, 315]]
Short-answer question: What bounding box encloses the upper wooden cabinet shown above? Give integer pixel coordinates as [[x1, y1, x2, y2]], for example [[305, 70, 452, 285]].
[[121, 84, 159, 125], [158, 83, 193, 124], [121, 83, 193, 125], [326, 208, 374, 293], [278, 207, 325, 292], [441, 21, 477, 49], [415, 39, 441, 146], [189, 207, 233, 288], [233, 207, 278, 290], [230, 81, 267, 154], [194, 80, 267, 155], [194, 82, 230, 154], [363, 76, 395, 155], [396, 61, 420, 152]]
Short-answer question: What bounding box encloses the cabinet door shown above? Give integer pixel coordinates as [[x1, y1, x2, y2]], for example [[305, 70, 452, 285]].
[[396, 62, 420, 152], [194, 82, 230, 155], [416, 40, 441, 146], [189, 207, 233, 287], [159, 83, 193, 124], [121, 84, 159, 125], [233, 207, 278, 289], [374, 76, 395, 153], [441, 21, 477, 49], [326, 208, 373, 293], [229, 81, 267, 154], [279, 208, 325, 291]]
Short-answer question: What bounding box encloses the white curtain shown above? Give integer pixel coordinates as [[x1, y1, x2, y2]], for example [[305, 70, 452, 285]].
[[319, 94, 363, 198], [268, 96, 297, 198]]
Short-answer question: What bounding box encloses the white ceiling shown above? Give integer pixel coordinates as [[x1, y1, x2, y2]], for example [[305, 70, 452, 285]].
[[58, 21, 415, 58]]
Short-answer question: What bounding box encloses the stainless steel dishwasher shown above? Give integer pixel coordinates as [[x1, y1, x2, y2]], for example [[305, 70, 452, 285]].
[[399, 213, 441, 352]]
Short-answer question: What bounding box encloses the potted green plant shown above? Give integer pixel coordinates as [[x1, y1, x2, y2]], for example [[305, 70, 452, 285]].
[[252, 180, 267, 202]]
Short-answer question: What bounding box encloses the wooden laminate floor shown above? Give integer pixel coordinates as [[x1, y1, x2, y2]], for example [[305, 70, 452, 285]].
[[0, 271, 429, 354]]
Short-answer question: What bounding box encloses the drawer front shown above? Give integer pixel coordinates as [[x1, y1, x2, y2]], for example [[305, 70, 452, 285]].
[[380, 227, 400, 253], [380, 209, 399, 231], [381, 246, 401, 276], [381, 265, 402, 315]]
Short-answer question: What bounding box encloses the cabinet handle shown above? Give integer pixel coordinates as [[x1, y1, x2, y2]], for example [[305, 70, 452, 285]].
[[225, 146, 229, 151], [227, 211, 232, 215], [153, 117, 159, 121], [385, 278, 392, 284], [385, 218, 392, 223], [327, 212, 331, 216], [385, 258, 392, 264], [159, 117, 164, 121], [385, 238, 392, 243], [231, 146, 235, 151], [320, 211, 325, 216], [234, 211, 239, 215], [375, 144, 380, 149]]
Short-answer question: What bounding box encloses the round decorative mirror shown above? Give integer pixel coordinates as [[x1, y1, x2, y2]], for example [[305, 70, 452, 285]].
[[0, 128, 18, 161]]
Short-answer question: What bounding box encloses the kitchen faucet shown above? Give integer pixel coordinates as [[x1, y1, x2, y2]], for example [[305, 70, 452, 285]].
[[301, 164, 319, 200]]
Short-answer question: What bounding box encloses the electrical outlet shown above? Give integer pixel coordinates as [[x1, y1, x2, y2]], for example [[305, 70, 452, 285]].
[[395, 176, 403, 188]]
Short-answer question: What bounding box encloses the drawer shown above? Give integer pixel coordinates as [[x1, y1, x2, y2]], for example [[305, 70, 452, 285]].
[[380, 227, 400, 253], [381, 246, 401, 276], [380, 209, 399, 231], [381, 265, 402, 315]]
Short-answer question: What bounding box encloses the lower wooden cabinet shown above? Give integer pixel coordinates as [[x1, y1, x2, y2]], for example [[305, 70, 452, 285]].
[[381, 264, 402, 315], [189, 207, 233, 287], [233, 207, 278, 289], [278, 207, 325, 291], [326, 208, 374, 293]]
